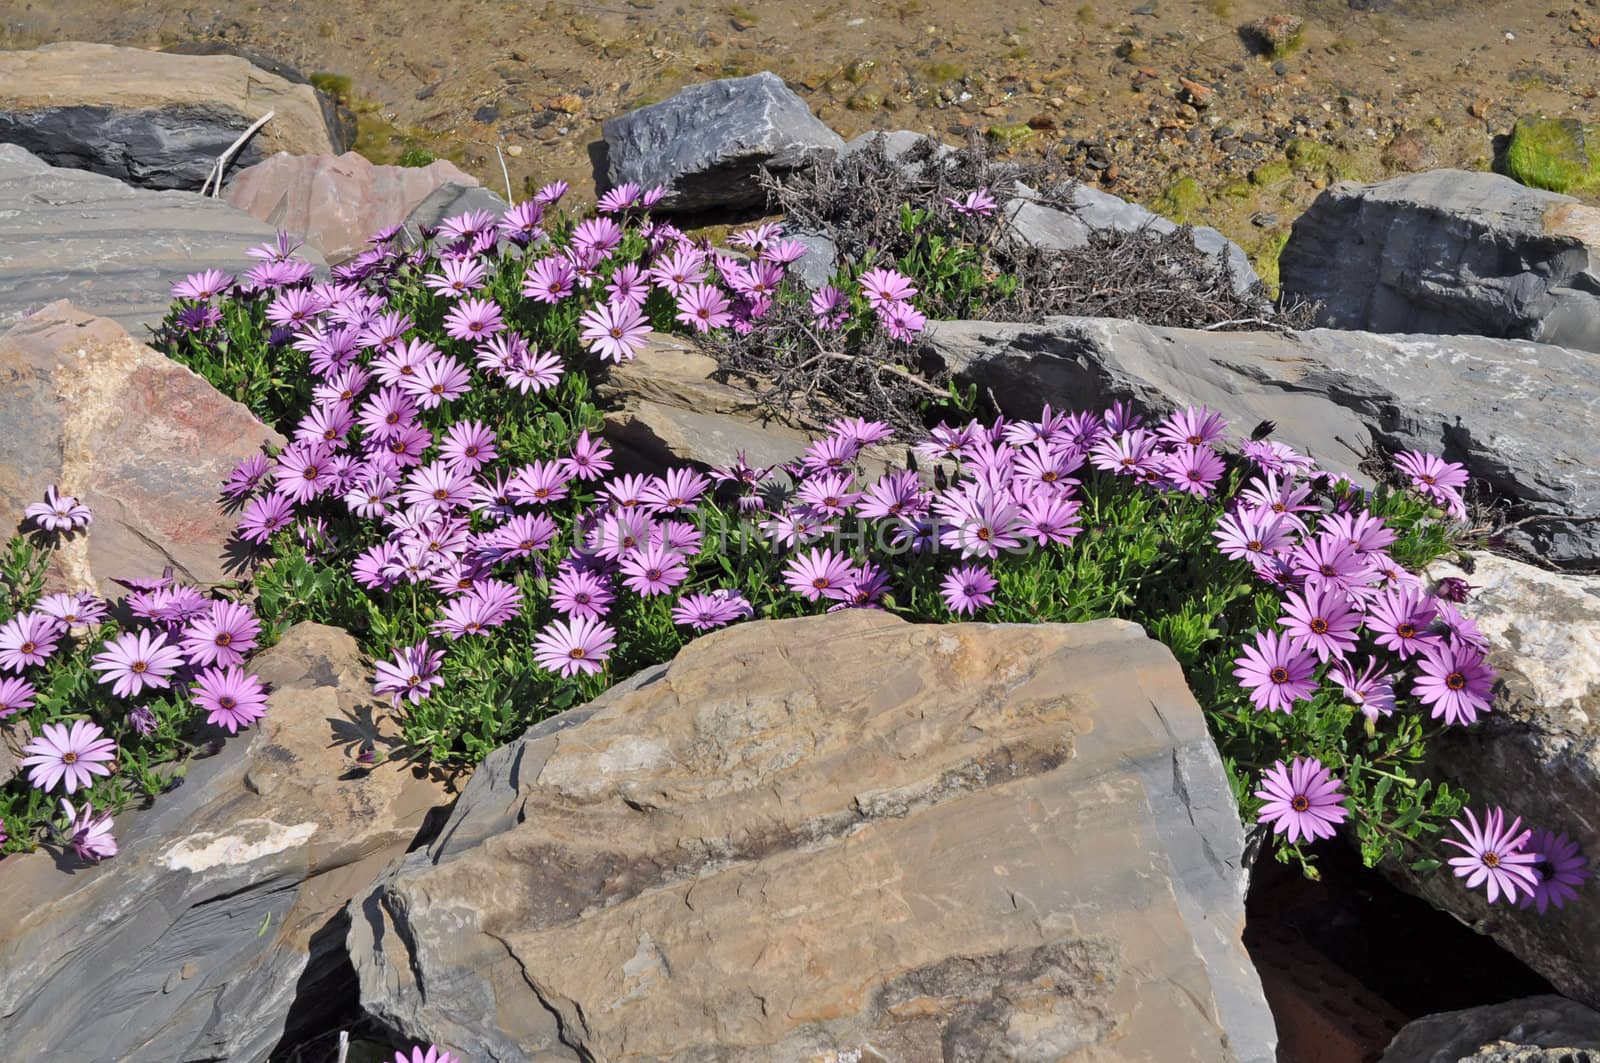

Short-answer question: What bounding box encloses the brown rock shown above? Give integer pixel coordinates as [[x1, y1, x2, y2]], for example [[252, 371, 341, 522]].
[[1243, 14, 1304, 57], [0, 302, 282, 597], [1180, 76, 1216, 107], [224, 152, 480, 263], [350, 613, 1276, 1061], [0, 623, 452, 1062]]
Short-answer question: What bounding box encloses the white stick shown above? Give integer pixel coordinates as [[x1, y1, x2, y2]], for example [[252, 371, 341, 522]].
[[336, 1030, 349, 1063], [495, 143, 514, 203], [201, 110, 276, 197]]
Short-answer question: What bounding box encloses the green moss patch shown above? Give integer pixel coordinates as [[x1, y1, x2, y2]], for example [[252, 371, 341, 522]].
[[1504, 116, 1600, 196]]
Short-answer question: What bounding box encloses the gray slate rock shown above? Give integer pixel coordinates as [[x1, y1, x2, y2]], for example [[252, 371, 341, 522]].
[[1381, 995, 1600, 1063], [404, 180, 510, 235], [349, 613, 1274, 1062], [920, 316, 1600, 566], [602, 72, 845, 212], [1007, 181, 1262, 295], [0, 624, 450, 1063], [1280, 170, 1600, 353], [0, 144, 327, 336]]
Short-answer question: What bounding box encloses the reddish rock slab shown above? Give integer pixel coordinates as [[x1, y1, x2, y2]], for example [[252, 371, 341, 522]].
[[0, 301, 282, 596], [224, 151, 480, 263]]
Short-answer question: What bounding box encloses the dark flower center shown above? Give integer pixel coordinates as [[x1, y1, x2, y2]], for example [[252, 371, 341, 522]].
[[976, 527, 992, 541], [610, 327, 623, 339], [1320, 564, 1337, 577], [63, 751, 78, 764], [303, 467, 319, 480], [20, 641, 34, 654], [1290, 795, 1310, 812], [407, 674, 421, 687], [1446, 671, 1467, 691], [386, 412, 400, 425], [1483, 851, 1500, 868], [646, 568, 662, 580], [1310, 618, 1329, 635], [1247, 540, 1263, 552], [569, 647, 587, 659], [1187, 434, 1203, 445], [1397, 623, 1416, 638], [465, 446, 478, 456], [434, 489, 448, 500], [132, 661, 147, 674], [813, 577, 831, 589], [430, 384, 445, 395], [1269, 666, 1289, 684], [220, 696, 237, 710], [216, 633, 232, 646]]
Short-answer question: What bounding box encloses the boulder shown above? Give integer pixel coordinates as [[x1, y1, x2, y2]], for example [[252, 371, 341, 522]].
[[223, 151, 480, 263], [0, 623, 451, 1063], [0, 302, 283, 597], [1381, 996, 1600, 1063], [1278, 170, 1600, 353], [349, 612, 1275, 1062], [601, 72, 845, 212], [0, 41, 341, 191], [404, 181, 510, 236], [1389, 553, 1600, 1008], [0, 143, 328, 336], [919, 316, 1600, 567]]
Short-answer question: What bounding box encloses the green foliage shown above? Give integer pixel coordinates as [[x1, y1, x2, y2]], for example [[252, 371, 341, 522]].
[[1503, 116, 1600, 196], [396, 147, 438, 168]]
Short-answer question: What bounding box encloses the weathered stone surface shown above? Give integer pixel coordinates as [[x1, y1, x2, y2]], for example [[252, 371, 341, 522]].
[[0, 42, 341, 191], [1007, 181, 1261, 295], [1381, 996, 1600, 1063], [404, 181, 510, 236], [350, 612, 1275, 1062], [224, 151, 480, 263], [0, 623, 451, 1063], [0, 144, 328, 335], [1391, 553, 1600, 1008], [600, 335, 902, 477], [1279, 170, 1600, 353], [0, 302, 283, 597], [602, 72, 845, 212], [919, 316, 1600, 566]]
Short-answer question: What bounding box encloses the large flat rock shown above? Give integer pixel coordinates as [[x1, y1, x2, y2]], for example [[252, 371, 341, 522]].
[[0, 144, 327, 336], [1381, 995, 1600, 1062], [0, 301, 283, 596], [0, 41, 341, 191], [1279, 170, 1600, 353], [223, 151, 480, 263], [601, 72, 844, 212], [920, 316, 1600, 567], [0, 624, 451, 1063], [350, 612, 1275, 1062]]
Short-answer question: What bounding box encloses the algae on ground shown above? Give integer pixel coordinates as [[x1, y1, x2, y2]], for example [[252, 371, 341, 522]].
[[1504, 116, 1600, 196], [1155, 175, 1205, 223]]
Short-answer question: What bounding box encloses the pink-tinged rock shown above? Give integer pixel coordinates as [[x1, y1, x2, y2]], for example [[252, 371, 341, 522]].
[[0, 301, 283, 596], [224, 151, 480, 263]]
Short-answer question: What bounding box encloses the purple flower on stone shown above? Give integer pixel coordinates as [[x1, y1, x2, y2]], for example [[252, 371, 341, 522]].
[[1366, 586, 1438, 660], [1519, 830, 1590, 914], [941, 564, 997, 616], [533, 616, 616, 678], [672, 589, 754, 632], [1233, 629, 1318, 714], [59, 799, 118, 863], [783, 548, 856, 603], [34, 590, 107, 628], [24, 484, 93, 532], [1412, 641, 1495, 725], [394, 1045, 461, 1063], [1443, 807, 1539, 904], [0, 612, 61, 673], [578, 299, 653, 363], [193, 665, 271, 734], [238, 492, 297, 543], [1254, 756, 1348, 844], [222, 453, 274, 502], [90, 629, 186, 698], [1157, 405, 1229, 448], [171, 269, 234, 300], [674, 283, 733, 332], [20, 720, 117, 794], [373, 641, 446, 708], [0, 675, 35, 719]]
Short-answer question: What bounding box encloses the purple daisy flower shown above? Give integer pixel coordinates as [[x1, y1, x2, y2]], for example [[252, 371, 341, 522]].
[[171, 269, 234, 300], [238, 492, 297, 543], [181, 600, 262, 668], [533, 615, 616, 678], [222, 453, 274, 502], [1213, 508, 1294, 564], [858, 267, 917, 309], [561, 430, 614, 482], [24, 484, 94, 532], [1163, 444, 1226, 498], [193, 665, 271, 734], [1519, 829, 1590, 914], [1157, 405, 1229, 448], [672, 589, 754, 631], [0, 675, 35, 719], [90, 629, 186, 698], [578, 299, 653, 363], [1278, 584, 1362, 663], [1413, 641, 1496, 725], [34, 591, 107, 627], [1366, 586, 1439, 660], [550, 567, 616, 620], [0, 612, 62, 673], [675, 283, 733, 333], [1330, 657, 1397, 720], [400, 354, 472, 409], [372, 640, 445, 708], [941, 564, 997, 616], [620, 542, 690, 597], [1233, 629, 1318, 714], [442, 296, 505, 343], [21, 720, 118, 794], [784, 547, 856, 603], [439, 419, 499, 473], [59, 799, 118, 863], [394, 1045, 461, 1063], [1443, 806, 1539, 904], [1254, 756, 1348, 844]]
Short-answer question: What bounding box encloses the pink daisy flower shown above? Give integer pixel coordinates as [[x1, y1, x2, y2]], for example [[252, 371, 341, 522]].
[[400, 354, 472, 408], [1443, 806, 1539, 904], [941, 564, 997, 616], [193, 665, 271, 734], [1254, 757, 1348, 844], [674, 283, 732, 332], [561, 430, 613, 482], [1330, 657, 1397, 720], [0, 675, 36, 719], [372, 640, 445, 707], [533, 615, 616, 678], [1413, 641, 1496, 725], [783, 547, 856, 602], [21, 720, 117, 794], [1519, 829, 1590, 914], [578, 299, 654, 363], [181, 600, 262, 668], [672, 589, 753, 631], [620, 542, 690, 597], [59, 798, 118, 862], [90, 629, 186, 698], [0, 612, 62, 673], [442, 296, 505, 343], [24, 484, 93, 533], [171, 269, 234, 300], [858, 267, 917, 309], [550, 567, 616, 620], [1278, 584, 1362, 662], [439, 419, 499, 473], [1233, 629, 1318, 714], [394, 1045, 461, 1063]]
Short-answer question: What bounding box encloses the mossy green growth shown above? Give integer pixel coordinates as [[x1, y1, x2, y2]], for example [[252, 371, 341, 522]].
[[1249, 160, 1292, 187], [396, 148, 438, 167], [1250, 229, 1291, 293], [308, 72, 353, 105], [1285, 139, 1365, 183], [1155, 175, 1204, 223], [986, 123, 1036, 148], [1503, 116, 1600, 196]]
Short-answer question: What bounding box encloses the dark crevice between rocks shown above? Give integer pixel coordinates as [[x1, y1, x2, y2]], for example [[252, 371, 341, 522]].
[[268, 908, 379, 1063], [1245, 844, 1553, 1063]]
